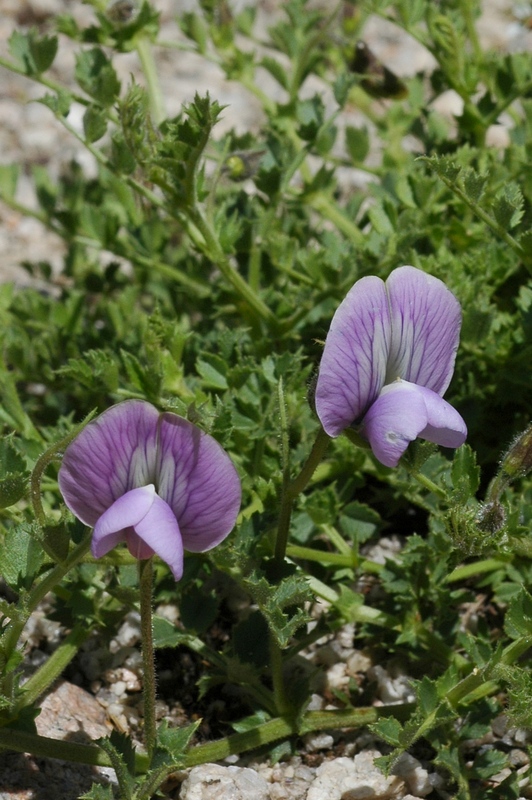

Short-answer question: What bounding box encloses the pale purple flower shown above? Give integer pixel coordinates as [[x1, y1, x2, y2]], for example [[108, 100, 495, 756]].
[[58, 400, 241, 580], [315, 266, 467, 467]]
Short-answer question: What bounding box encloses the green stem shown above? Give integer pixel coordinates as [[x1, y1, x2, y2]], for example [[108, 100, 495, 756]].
[[269, 632, 289, 716], [405, 466, 447, 499], [275, 427, 330, 566], [0, 728, 113, 767], [134, 37, 166, 125], [139, 558, 157, 765], [1, 535, 92, 669], [446, 558, 507, 583], [14, 625, 89, 712], [30, 411, 96, 528], [187, 207, 277, 327], [309, 194, 365, 247], [184, 703, 412, 767], [0, 55, 114, 117]]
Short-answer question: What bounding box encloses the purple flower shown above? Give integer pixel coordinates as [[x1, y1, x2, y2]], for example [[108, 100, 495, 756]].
[[58, 400, 241, 580], [315, 266, 467, 467]]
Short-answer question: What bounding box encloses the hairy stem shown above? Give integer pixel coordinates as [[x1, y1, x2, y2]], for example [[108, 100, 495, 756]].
[[139, 558, 157, 764]]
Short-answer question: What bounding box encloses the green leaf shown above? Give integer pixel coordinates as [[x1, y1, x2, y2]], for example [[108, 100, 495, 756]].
[[38, 90, 72, 118], [417, 676, 438, 715], [8, 30, 58, 75], [468, 748, 508, 780], [451, 445, 480, 501], [463, 169, 488, 203], [75, 48, 121, 106], [79, 786, 116, 800], [180, 585, 219, 634], [83, 105, 108, 143], [244, 570, 312, 648], [196, 357, 229, 390], [0, 164, 20, 202], [0, 436, 28, 508], [179, 12, 209, 54], [492, 183, 525, 230], [296, 96, 325, 142], [260, 56, 289, 90], [29, 32, 58, 73], [0, 523, 45, 590], [370, 716, 402, 746], [154, 719, 200, 766], [504, 588, 532, 639], [345, 126, 370, 163]]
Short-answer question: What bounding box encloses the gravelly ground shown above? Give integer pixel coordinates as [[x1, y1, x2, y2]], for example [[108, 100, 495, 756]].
[[1, 1, 532, 798]]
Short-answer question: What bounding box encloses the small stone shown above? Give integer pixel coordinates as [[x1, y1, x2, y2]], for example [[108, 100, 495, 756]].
[[307, 751, 405, 800], [304, 732, 335, 752], [36, 681, 112, 743], [112, 680, 127, 697], [180, 764, 270, 800], [392, 753, 432, 797], [116, 611, 142, 647]]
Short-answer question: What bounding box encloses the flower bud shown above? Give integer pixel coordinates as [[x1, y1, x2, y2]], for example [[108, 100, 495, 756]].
[[499, 423, 532, 482], [476, 501, 506, 534]]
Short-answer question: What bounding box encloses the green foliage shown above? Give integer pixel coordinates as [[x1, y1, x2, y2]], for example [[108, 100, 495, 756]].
[[2, 0, 532, 794]]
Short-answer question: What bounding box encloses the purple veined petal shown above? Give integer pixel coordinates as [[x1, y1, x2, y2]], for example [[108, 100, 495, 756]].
[[92, 484, 156, 558], [385, 266, 462, 395], [415, 383, 468, 448], [155, 413, 241, 552], [360, 380, 467, 467], [126, 492, 184, 581], [59, 400, 159, 526], [315, 276, 391, 437], [360, 380, 429, 467]]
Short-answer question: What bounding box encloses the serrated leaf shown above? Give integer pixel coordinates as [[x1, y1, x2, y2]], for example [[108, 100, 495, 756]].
[[244, 571, 312, 647], [0, 523, 45, 590], [451, 444, 480, 501], [29, 33, 58, 73], [345, 125, 369, 163], [38, 90, 72, 118], [371, 716, 403, 746], [75, 48, 121, 106], [492, 183, 525, 230], [79, 786, 116, 800], [417, 676, 438, 715], [83, 104, 108, 143], [152, 615, 188, 648], [196, 358, 228, 390], [260, 56, 289, 89], [463, 169, 487, 203], [504, 588, 532, 639], [8, 30, 57, 75], [154, 719, 200, 765]]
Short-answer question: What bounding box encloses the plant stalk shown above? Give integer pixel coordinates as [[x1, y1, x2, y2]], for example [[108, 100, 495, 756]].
[[139, 557, 157, 764]]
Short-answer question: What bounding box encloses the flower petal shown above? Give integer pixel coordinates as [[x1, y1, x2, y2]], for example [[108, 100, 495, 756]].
[[361, 381, 428, 467], [127, 493, 184, 581], [385, 266, 462, 395], [92, 484, 156, 558], [155, 413, 241, 552], [315, 276, 391, 436], [59, 400, 159, 526], [416, 384, 468, 448], [360, 379, 466, 467]]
